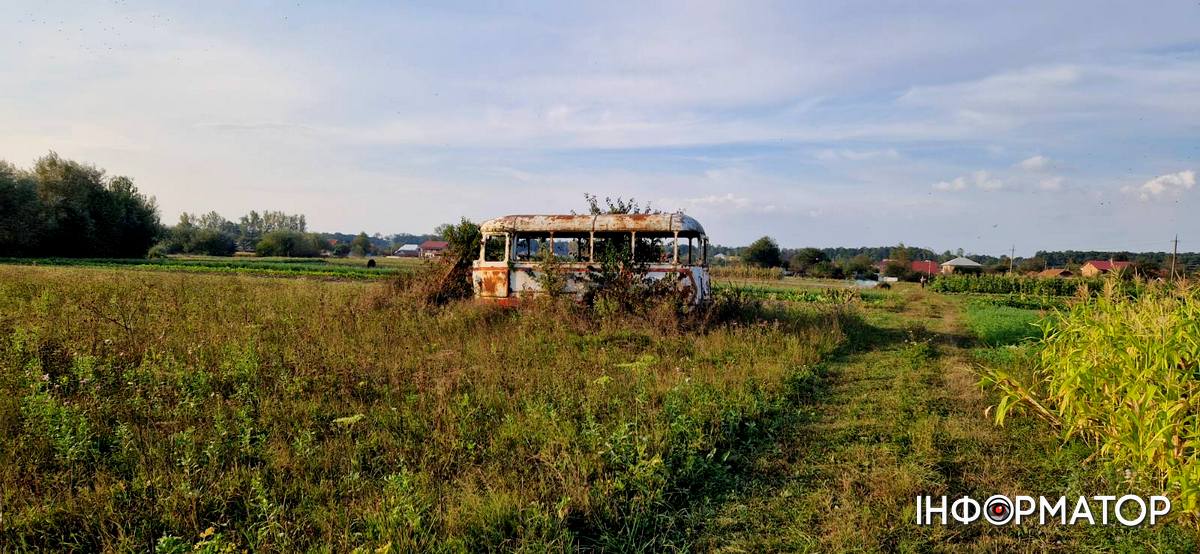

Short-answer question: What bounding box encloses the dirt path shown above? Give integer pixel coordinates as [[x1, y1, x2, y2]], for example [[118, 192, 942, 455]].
[[694, 287, 1187, 552]]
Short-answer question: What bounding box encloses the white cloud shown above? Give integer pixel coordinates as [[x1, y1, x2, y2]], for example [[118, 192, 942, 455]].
[[974, 171, 1004, 190], [3, 2, 1199, 247], [1018, 155, 1052, 171], [1039, 176, 1064, 190], [932, 170, 1003, 191], [898, 59, 1200, 137], [1122, 170, 1196, 201], [932, 177, 968, 191], [815, 148, 901, 162], [684, 193, 754, 209]]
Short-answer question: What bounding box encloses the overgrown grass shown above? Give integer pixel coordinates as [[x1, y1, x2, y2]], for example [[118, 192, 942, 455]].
[[0, 266, 849, 551]]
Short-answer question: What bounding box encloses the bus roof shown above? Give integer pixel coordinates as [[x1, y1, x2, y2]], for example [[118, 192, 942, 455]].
[[479, 213, 706, 236]]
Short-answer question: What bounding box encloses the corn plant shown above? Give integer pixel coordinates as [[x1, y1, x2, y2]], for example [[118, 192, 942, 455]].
[[982, 279, 1200, 517], [929, 273, 1110, 296]]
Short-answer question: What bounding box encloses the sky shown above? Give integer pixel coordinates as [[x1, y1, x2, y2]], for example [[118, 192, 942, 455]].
[[2, 1, 1198, 255]]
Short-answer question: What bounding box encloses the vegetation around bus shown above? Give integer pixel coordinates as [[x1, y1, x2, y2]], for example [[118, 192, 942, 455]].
[[2, 264, 1196, 550]]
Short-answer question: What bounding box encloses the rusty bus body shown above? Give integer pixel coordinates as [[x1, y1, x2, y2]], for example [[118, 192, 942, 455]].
[[472, 213, 711, 305]]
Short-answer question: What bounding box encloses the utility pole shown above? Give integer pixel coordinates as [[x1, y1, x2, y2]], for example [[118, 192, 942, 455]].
[[1009, 245, 1015, 273], [1170, 235, 1179, 280]]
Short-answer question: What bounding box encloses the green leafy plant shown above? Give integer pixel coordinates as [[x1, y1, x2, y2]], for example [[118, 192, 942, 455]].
[[981, 279, 1200, 517]]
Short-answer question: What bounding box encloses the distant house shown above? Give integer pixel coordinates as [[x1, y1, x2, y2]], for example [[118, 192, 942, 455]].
[[1037, 268, 1073, 279], [419, 240, 449, 258], [910, 260, 939, 275], [874, 259, 937, 275], [1080, 260, 1131, 277], [393, 244, 420, 257], [940, 256, 983, 274]]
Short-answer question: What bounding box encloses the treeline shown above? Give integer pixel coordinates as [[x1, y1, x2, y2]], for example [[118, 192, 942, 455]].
[[152, 210, 326, 257], [320, 232, 441, 253], [1034, 250, 1200, 272], [155, 214, 446, 258], [713, 242, 999, 265], [0, 154, 160, 258], [726, 238, 980, 280]]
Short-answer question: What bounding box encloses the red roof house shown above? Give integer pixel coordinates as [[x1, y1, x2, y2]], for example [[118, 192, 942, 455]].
[[910, 260, 939, 275], [1080, 260, 1131, 277]]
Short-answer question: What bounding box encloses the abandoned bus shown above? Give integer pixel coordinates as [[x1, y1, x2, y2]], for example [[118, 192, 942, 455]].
[[472, 213, 711, 305]]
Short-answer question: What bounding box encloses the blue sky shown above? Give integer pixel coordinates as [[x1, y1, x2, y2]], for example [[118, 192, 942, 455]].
[[2, 1, 1198, 254]]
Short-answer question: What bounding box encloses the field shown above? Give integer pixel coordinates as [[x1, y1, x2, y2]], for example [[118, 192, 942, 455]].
[[0, 255, 422, 280], [1, 266, 1196, 551]]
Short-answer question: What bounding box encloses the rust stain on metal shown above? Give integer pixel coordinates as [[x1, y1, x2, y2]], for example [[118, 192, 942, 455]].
[[475, 267, 508, 297]]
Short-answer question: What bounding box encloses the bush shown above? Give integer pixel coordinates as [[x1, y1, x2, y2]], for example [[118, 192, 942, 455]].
[[188, 229, 238, 256], [807, 261, 844, 279], [255, 230, 322, 257]]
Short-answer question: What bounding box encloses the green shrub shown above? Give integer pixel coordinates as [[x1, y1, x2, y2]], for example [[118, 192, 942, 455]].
[[254, 230, 323, 257]]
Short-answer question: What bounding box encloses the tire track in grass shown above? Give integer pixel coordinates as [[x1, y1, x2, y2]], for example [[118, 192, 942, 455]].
[[695, 286, 1196, 552]]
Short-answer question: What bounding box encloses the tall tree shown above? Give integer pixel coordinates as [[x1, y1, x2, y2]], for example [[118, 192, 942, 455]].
[[0, 153, 160, 258], [350, 232, 372, 257], [0, 161, 44, 256], [789, 247, 827, 274], [436, 218, 482, 262], [744, 236, 782, 268]]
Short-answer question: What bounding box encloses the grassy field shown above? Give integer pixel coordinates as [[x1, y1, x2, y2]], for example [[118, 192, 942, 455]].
[[0, 265, 848, 551], [1, 266, 1195, 551], [0, 255, 423, 280], [961, 300, 1043, 346], [693, 286, 1195, 551]]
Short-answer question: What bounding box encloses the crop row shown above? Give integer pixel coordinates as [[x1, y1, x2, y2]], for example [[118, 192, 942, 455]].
[[982, 280, 1200, 517], [929, 273, 1107, 296]]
